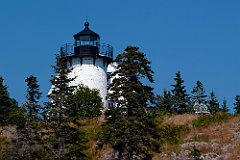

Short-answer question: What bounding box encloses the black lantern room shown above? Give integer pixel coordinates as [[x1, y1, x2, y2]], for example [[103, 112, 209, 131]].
[[73, 22, 100, 56], [61, 22, 113, 64]]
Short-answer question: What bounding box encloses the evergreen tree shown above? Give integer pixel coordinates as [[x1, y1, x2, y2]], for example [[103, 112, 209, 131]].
[[64, 84, 104, 159], [67, 84, 103, 120], [234, 95, 240, 114], [42, 49, 88, 159], [24, 75, 42, 121], [191, 81, 207, 104], [207, 90, 220, 114], [47, 48, 76, 124], [0, 77, 21, 125], [155, 89, 173, 114], [14, 75, 43, 159], [221, 98, 229, 113], [1, 76, 37, 159], [100, 46, 159, 159], [171, 71, 190, 114]]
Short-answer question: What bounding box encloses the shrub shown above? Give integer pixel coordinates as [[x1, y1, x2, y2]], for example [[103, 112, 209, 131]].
[[192, 112, 232, 127], [189, 145, 202, 160], [159, 124, 189, 144]]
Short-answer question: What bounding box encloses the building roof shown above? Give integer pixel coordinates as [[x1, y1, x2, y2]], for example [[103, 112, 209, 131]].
[[73, 22, 99, 38]]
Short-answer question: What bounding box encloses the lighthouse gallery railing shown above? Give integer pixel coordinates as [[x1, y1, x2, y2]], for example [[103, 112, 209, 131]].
[[61, 43, 113, 59]]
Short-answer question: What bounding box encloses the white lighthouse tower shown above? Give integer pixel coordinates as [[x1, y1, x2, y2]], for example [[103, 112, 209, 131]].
[[62, 22, 113, 109]]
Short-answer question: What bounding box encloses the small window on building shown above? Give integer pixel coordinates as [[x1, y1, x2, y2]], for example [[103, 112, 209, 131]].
[[108, 100, 115, 108]]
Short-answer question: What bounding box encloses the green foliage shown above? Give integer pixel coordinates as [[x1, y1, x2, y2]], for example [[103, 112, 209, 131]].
[[41, 122, 88, 160], [191, 81, 207, 104], [8, 107, 27, 129], [0, 76, 23, 126], [234, 95, 240, 114], [189, 145, 202, 160], [159, 124, 189, 145], [171, 71, 191, 114], [207, 91, 220, 114], [67, 84, 103, 120], [48, 48, 76, 124], [192, 112, 231, 127], [42, 49, 88, 159], [100, 46, 159, 159], [221, 98, 229, 113], [86, 123, 104, 141], [2, 75, 43, 159], [155, 89, 173, 115], [23, 75, 42, 121]]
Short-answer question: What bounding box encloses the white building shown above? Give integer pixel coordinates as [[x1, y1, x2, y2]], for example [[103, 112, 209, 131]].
[[60, 22, 115, 109]]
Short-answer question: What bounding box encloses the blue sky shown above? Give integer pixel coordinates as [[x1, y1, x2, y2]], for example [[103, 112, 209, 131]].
[[0, 1, 239, 113]]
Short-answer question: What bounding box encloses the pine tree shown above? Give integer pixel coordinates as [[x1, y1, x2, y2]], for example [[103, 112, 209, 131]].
[[42, 49, 88, 159], [171, 71, 190, 114], [12, 75, 43, 159], [0, 77, 21, 125], [47, 48, 76, 124], [191, 81, 207, 104], [234, 95, 240, 114], [24, 75, 42, 121], [208, 90, 220, 114], [100, 46, 159, 159], [0, 77, 33, 159], [155, 89, 173, 114], [221, 98, 229, 113]]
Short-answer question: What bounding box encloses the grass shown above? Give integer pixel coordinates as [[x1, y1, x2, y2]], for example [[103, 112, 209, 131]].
[[153, 113, 240, 160], [192, 112, 232, 127], [183, 114, 240, 159], [161, 114, 198, 126], [158, 124, 189, 145], [2, 113, 240, 160]]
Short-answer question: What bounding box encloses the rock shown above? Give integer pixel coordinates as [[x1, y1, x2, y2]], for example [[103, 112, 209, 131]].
[[234, 132, 240, 140], [180, 141, 208, 148], [202, 153, 218, 160], [211, 142, 220, 151], [218, 153, 232, 159], [222, 144, 233, 152]]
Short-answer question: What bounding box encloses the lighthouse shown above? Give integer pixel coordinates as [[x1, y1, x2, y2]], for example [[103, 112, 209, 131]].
[[61, 22, 113, 109]]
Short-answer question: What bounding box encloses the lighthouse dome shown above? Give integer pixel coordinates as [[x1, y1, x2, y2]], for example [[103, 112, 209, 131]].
[[73, 22, 99, 38]]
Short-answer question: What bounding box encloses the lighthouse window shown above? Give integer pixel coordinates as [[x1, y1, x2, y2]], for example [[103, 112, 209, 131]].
[[81, 41, 92, 46], [79, 36, 98, 46], [75, 38, 81, 47], [76, 40, 81, 47], [94, 40, 98, 47]]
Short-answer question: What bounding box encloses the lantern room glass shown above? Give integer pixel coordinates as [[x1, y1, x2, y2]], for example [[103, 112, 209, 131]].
[[75, 36, 99, 47]]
